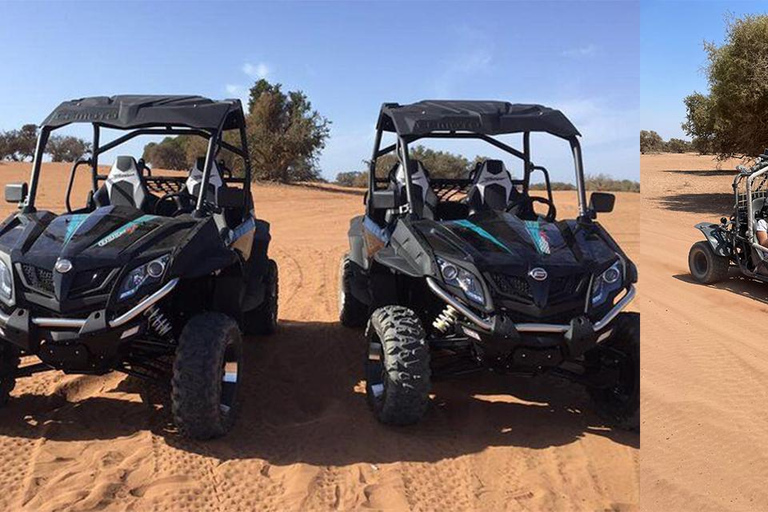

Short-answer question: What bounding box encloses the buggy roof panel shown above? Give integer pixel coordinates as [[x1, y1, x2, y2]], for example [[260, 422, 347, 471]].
[[377, 100, 580, 138], [41, 95, 245, 131]]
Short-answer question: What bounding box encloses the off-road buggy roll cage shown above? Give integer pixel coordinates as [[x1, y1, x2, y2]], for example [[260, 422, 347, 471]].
[[21, 95, 253, 217], [367, 101, 591, 220]]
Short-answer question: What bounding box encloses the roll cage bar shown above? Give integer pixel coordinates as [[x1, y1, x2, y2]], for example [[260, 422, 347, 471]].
[[366, 128, 588, 220], [22, 121, 253, 218]]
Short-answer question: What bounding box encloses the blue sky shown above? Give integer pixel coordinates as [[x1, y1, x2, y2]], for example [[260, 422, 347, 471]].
[[641, 0, 768, 140], [0, 1, 639, 181]]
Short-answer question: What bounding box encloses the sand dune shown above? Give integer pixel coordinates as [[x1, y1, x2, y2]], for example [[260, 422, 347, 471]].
[[0, 162, 638, 511], [640, 153, 768, 511]]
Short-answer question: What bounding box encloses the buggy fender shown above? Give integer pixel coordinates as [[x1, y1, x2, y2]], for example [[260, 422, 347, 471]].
[[373, 220, 435, 278], [695, 222, 730, 257], [347, 215, 368, 269]]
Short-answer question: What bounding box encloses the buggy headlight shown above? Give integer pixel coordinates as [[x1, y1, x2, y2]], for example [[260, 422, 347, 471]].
[[591, 260, 624, 306], [118, 254, 170, 301], [437, 257, 485, 305], [0, 259, 12, 302]]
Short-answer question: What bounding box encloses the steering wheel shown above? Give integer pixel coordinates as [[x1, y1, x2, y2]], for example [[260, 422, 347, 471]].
[[155, 192, 193, 217], [507, 196, 557, 222]]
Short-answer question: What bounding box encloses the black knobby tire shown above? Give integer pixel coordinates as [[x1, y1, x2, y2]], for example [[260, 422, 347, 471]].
[[587, 312, 640, 431], [365, 306, 431, 425], [339, 254, 368, 328], [172, 312, 243, 439], [0, 341, 19, 407], [244, 259, 279, 336], [688, 241, 729, 284]]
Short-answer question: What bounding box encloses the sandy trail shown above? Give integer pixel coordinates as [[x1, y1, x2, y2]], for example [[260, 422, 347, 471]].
[[640, 154, 768, 511], [0, 162, 638, 511]]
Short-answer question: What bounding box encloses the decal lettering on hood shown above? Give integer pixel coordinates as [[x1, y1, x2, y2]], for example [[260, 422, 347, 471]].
[[95, 214, 158, 248], [524, 220, 551, 255]]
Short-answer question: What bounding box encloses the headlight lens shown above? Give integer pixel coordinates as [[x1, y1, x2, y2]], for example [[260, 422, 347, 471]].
[[0, 259, 12, 302], [591, 260, 624, 306], [437, 257, 485, 305], [118, 254, 169, 301]]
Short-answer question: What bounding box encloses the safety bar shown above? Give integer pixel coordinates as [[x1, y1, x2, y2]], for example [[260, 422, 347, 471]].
[[24, 278, 180, 330], [426, 277, 636, 334]]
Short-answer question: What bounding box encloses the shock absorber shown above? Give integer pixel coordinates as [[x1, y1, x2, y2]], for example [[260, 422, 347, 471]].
[[433, 305, 460, 333], [145, 305, 173, 339]]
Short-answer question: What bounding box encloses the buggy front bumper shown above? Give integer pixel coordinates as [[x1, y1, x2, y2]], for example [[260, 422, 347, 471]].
[[426, 277, 636, 336], [0, 279, 179, 371]]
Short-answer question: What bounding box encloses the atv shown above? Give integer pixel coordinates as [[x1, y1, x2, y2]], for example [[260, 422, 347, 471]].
[[340, 101, 639, 428], [0, 95, 278, 439], [689, 150, 768, 285]]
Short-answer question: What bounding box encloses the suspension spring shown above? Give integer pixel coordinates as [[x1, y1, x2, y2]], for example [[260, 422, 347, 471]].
[[145, 305, 173, 338], [433, 305, 460, 333]]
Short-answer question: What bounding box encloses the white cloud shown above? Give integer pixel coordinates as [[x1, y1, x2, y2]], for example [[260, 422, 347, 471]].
[[243, 62, 270, 79], [562, 44, 597, 58], [225, 84, 243, 95]]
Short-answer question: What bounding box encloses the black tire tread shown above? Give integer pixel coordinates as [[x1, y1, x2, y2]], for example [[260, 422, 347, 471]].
[[172, 312, 242, 439], [367, 305, 431, 425], [588, 312, 640, 431], [244, 259, 279, 335], [340, 254, 368, 328], [0, 341, 19, 407], [688, 241, 729, 284]]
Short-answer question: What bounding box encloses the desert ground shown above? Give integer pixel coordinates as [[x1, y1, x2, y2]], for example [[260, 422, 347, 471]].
[[641, 153, 768, 511], [0, 162, 638, 511]]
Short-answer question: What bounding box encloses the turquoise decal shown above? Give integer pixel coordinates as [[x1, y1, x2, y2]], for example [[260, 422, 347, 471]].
[[63, 214, 89, 246], [524, 220, 551, 255], [95, 215, 158, 248], [452, 220, 512, 253]]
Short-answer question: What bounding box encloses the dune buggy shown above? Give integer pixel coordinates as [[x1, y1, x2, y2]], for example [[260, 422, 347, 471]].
[[0, 95, 278, 439], [340, 101, 639, 428], [688, 151, 768, 285]]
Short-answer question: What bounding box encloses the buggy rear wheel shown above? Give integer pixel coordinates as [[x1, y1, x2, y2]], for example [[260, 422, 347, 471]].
[[172, 312, 243, 439], [365, 306, 431, 425], [688, 241, 729, 284], [339, 254, 368, 328], [243, 259, 279, 336]]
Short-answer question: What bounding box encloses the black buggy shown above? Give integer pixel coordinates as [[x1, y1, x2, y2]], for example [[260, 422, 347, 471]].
[[689, 151, 768, 284], [0, 95, 278, 439], [340, 101, 639, 428]]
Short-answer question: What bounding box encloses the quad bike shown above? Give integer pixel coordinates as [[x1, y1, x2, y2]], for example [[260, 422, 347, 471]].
[[689, 150, 768, 285], [340, 100, 639, 429], [0, 95, 278, 439]]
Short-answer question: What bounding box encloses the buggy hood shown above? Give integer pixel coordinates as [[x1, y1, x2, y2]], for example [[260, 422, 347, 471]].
[[414, 210, 619, 276]]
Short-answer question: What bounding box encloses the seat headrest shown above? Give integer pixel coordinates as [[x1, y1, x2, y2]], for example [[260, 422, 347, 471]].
[[187, 157, 223, 203]]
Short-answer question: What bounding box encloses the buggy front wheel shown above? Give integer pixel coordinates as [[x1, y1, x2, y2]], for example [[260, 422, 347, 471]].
[[688, 241, 729, 284]]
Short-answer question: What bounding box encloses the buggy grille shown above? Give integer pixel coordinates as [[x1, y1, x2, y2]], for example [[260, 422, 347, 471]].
[[488, 272, 589, 306], [69, 268, 117, 298], [21, 264, 54, 296], [489, 274, 532, 303]]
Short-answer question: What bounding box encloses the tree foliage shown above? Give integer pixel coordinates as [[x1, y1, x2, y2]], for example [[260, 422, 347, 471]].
[[139, 79, 330, 182], [683, 14, 768, 158], [246, 79, 330, 182], [370, 145, 489, 179], [0, 124, 90, 162], [640, 130, 665, 154], [47, 135, 92, 162], [335, 171, 368, 188]]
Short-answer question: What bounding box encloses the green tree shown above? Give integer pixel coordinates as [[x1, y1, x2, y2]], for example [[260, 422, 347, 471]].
[[335, 171, 368, 187], [142, 136, 188, 170], [247, 79, 330, 182], [46, 135, 91, 162], [369, 145, 488, 179], [664, 138, 693, 154], [683, 14, 768, 158], [640, 130, 664, 154]]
